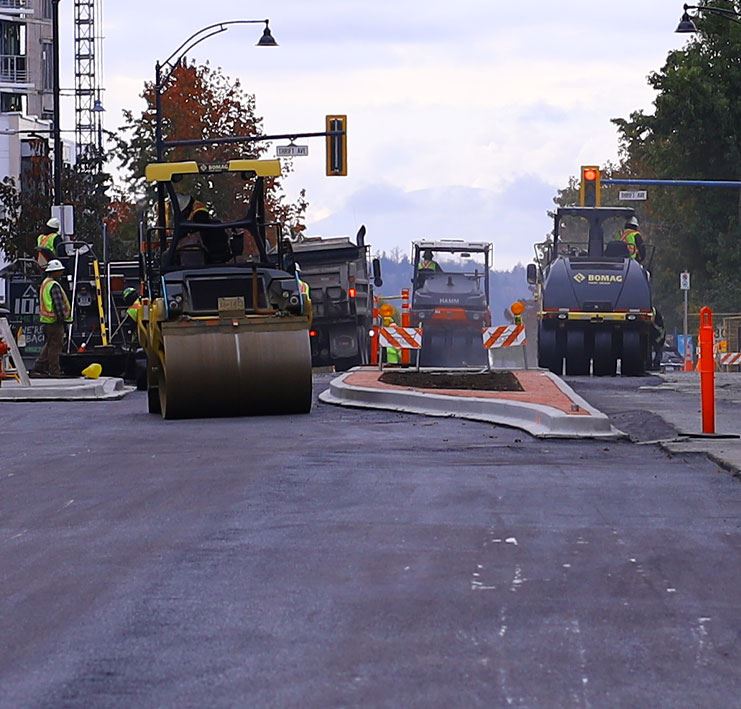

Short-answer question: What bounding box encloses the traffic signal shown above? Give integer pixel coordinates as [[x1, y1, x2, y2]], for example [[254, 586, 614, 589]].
[[579, 165, 601, 207], [325, 115, 347, 176]]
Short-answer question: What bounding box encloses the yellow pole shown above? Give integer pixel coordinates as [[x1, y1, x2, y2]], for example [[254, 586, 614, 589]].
[[92, 259, 109, 346]]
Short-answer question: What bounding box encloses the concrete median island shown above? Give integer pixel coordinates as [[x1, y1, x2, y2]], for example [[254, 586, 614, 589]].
[[319, 367, 622, 439], [0, 376, 134, 402]]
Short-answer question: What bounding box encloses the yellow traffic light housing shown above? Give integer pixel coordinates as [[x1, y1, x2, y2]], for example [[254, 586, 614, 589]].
[[579, 165, 601, 207], [325, 115, 347, 176]]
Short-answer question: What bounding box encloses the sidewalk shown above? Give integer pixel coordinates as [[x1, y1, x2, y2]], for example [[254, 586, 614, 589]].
[[568, 372, 741, 474]]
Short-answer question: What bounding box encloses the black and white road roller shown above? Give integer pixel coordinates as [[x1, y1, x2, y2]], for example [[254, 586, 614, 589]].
[[527, 207, 654, 376], [138, 159, 312, 418]]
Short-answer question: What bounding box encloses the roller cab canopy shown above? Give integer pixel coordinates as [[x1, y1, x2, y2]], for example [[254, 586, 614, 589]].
[[145, 159, 282, 183]]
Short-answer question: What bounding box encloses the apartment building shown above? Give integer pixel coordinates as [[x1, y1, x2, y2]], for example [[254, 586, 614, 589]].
[[0, 0, 54, 120]]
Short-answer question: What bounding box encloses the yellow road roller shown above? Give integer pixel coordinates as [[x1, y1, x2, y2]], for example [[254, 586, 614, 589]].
[[138, 159, 312, 419]]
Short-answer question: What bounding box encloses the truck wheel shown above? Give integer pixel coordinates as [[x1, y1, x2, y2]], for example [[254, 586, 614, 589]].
[[538, 324, 563, 375], [565, 329, 590, 376], [621, 330, 645, 376], [334, 356, 361, 372], [593, 330, 617, 376]]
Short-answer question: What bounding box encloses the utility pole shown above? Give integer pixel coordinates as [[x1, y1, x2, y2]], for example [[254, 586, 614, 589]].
[[52, 0, 62, 205]]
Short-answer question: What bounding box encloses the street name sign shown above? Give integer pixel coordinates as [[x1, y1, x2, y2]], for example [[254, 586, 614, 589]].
[[680, 272, 690, 290], [619, 190, 648, 201], [276, 145, 309, 157]]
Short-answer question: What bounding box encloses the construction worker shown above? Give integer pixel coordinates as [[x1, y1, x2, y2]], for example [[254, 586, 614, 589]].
[[295, 264, 313, 324], [419, 249, 441, 271], [123, 287, 142, 323], [31, 259, 72, 377], [617, 216, 646, 262], [35, 217, 64, 269], [383, 313, 401, 365]]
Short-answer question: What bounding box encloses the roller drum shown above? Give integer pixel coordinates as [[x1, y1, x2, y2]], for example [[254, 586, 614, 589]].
[[159, 323, 312, 419]]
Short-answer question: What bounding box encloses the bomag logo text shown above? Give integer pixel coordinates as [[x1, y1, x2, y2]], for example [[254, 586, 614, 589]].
[[573, 273, 624, 284]]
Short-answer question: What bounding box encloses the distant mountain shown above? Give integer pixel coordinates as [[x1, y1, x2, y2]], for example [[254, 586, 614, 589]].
[[374, 255, 532, 323]]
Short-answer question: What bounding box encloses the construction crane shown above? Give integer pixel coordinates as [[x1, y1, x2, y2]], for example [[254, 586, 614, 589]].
[[73, 0, 104, 168]]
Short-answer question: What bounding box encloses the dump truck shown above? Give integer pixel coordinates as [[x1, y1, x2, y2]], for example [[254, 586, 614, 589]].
[[292, 225, 382, 370], [410, 239, 493, 367], [139, 159, 312, 419], [528, 206, 654, 376]]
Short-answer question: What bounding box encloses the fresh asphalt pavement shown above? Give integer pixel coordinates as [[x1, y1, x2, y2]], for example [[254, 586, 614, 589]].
[[1, 373, 739, 707]]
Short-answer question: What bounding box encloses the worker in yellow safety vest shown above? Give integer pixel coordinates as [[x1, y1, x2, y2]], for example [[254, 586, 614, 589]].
[[35, 217, 64, 268], [31, 259, 72, 377], [122, 287, 142, 321], [382, 313, 400, 365], [419, 249, 441, 271], [295, 264, 313, 325], [616, 216, 646, 262]]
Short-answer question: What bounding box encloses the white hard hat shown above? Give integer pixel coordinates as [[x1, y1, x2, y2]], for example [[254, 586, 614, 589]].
[[46, 217, 61, 230], [45, 259, 65, 272], [626, 216, 639, 228], [176, 193, 192, 212]]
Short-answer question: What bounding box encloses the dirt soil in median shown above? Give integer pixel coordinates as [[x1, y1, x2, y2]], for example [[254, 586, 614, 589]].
[[379, 370, 524, 392]]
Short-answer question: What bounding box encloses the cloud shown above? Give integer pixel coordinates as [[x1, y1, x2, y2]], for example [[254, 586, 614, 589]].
[[307, 176, 556, 268]]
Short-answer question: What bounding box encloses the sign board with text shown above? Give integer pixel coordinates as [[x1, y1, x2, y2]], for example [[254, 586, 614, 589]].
[[619, 190, 648, 201], [680, 272, 691, 290], [276, 145, 309, 157]]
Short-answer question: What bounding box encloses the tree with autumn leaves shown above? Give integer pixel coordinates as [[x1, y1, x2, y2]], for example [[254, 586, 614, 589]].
[[111, 60, 307, 252]]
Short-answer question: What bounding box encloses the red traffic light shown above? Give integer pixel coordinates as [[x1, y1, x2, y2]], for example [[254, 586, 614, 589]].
[[583, 168, 598, 182]]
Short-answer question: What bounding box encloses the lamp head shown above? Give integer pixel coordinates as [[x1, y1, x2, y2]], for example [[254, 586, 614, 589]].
[[675, 10, 698, 33], [257, 22, 278, 46]]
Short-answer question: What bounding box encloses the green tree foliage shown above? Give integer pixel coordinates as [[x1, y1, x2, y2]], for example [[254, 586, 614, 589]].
[[611, 1, 741, 320], [113, 60, 307, 244], [554, 2, 740, 325]]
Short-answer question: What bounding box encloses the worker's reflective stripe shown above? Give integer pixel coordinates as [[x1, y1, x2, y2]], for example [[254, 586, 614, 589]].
[[419, 261, 437, 270], [37, 233, 58, 251], [379, 326, 422, 350], [482, 324, 526, 349], [39, 277, 71, 324], [189, 202, 209, 219], [719, 352, 741, 366]]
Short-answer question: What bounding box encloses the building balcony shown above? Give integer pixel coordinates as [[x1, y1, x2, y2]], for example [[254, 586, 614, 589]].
[[0, 0, 32, 13], [0, 54, 28, 84]]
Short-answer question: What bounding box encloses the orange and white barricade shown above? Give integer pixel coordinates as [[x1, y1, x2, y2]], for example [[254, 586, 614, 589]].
[[719, 352, 741, 369], [482, 324, 527, 370], [378, 325, 422, 370], [482, 324, 526, 349]]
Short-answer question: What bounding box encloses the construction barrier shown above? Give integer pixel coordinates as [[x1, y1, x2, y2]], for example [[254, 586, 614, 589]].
[[482, 324, 526, 349], [698, 306, 715, 434], [719, 352, 741, 367], [379, 326, 422, 350]]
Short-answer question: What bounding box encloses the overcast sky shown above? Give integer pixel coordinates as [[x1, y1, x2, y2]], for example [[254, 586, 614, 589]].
[[57, 0, 692, 268]]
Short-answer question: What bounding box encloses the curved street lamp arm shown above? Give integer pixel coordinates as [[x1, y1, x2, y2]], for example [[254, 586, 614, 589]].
[[162, 19, 269, 68], [684, 3, 741, 24]]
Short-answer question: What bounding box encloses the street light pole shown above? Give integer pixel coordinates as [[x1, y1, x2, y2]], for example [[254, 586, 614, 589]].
[[152, 20, 277, 233], [52, 0, 62, 205]]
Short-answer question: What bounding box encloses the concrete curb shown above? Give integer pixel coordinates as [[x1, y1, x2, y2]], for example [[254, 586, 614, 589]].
[[0, 376, 135, 402], [319, 369, 623, 439]]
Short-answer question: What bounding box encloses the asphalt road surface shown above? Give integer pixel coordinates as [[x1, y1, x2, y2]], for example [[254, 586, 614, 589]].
[[1, 374, 739, 707]]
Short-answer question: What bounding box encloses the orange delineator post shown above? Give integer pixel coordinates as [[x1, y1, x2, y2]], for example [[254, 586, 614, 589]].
[[370, 297, 380, 366], [401, 288, 411, 365], [698, 306, 715, 434]]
